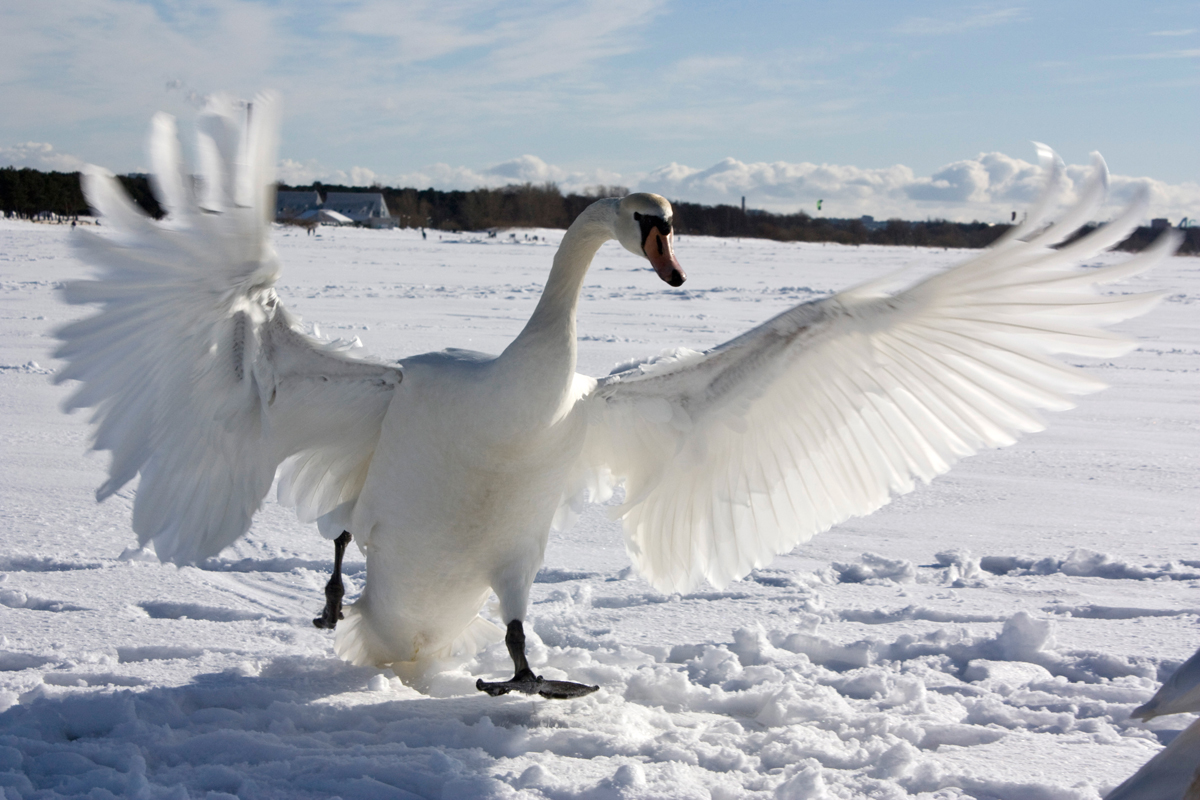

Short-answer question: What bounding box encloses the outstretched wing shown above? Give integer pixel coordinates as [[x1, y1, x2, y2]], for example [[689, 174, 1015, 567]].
[[576, 148, 1177, 594], [55, 93, 401, 564]]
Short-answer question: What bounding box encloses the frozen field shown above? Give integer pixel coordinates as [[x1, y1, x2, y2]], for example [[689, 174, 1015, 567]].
[[0, 218, 1197, 799]]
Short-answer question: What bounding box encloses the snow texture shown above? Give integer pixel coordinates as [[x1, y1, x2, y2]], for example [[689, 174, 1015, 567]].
[[1, 218, 1197, 798]]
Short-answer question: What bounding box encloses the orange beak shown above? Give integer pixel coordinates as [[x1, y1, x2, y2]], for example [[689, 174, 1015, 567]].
[[644, 227, 686, 287]]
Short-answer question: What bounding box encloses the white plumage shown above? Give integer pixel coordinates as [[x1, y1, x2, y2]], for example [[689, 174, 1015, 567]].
[[1134, 649, 1200, 722], [1105, 648, 1200, 799], [57, 96, 400, 568], [580, 175, 1172, 593], [56, 94, 1176, 688]]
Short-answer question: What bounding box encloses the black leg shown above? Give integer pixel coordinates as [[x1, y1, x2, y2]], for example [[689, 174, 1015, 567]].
[[476, 620, 599, 700], [313, 530, 352, 630], [505, 619, 536, 682]]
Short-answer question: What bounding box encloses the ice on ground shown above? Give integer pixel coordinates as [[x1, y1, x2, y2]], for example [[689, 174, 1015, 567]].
[[0, 219, 1197, 797]]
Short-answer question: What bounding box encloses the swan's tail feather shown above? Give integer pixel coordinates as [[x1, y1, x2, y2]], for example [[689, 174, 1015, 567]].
[[333, 603, 376, 667], [335, 600, 503, 681], [447, 615, 505, 659]]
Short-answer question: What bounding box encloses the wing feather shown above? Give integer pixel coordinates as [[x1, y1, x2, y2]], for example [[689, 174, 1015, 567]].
[[577, 150, 1178, 593], [55, 93, 401, 564]]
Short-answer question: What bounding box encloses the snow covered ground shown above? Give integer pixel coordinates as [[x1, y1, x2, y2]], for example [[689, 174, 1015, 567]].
[[0, 218, 1197, 799]]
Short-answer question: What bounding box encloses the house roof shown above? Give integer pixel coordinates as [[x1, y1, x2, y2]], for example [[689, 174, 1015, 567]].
[[323, 192, 389, 220], [276, 191, 322, 218]]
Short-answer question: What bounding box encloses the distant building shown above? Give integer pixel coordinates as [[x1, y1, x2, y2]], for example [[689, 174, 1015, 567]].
[[1150, 218, 1170, 230], [276, 191, 321, 221], [859, 215, 886, 231], [323, 192, 395, 228]]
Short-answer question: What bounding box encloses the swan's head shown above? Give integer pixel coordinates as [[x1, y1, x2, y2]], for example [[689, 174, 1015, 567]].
[[615, 193, 686, 287]]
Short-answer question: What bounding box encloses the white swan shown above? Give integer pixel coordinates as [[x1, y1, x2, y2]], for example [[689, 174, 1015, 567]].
[[56, 93, 1177, 698], [1105, 648, 1200, 799]]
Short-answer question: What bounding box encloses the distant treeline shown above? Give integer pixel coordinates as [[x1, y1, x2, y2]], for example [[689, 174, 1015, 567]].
[[273, 180, 1200, 256], [0, 167, 161, 220], [284, 180, 1016, 249], [3, 166, 1194, 254]]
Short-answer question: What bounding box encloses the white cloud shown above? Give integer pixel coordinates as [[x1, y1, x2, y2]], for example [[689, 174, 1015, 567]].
[[640, 158, 917, 208], [280, 153, 626, 194], [333, 1, 498, 65], [2, 0, 1193, 207], [9, 130, 1196, 225], [0, 142, 86, 172], [1101, 169, 1200, 222], [1119, 48, 1200, 60], [274, 149, 1200, 225], [894, 7, 1025, 36], [0, 0, 669, 173], [904, 152, 1047, 205], [276, 159, 382, 188], [11, 130, 1193, 225], [478, 156, 625, 191], [639, 151, 1199, 223]]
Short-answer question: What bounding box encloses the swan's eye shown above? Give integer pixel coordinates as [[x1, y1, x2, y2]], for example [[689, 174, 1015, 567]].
[[636, 213, 671, 241]]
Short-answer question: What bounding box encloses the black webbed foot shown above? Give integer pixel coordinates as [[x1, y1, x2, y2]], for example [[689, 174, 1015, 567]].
[[476, 669, 599, 700], [476, 620, 599, 699], [313, 530, 352, 630], [535, 679, 601, 699], [476, 667, 542, 697]]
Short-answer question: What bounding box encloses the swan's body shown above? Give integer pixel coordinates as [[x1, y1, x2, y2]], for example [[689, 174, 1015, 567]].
[[338, 200, 652, 667], [56, 94, 1177, 690], [346, 349, 587, 664]]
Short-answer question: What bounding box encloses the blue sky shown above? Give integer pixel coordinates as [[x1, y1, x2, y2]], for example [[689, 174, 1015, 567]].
[[1, 1, 1197, 221]]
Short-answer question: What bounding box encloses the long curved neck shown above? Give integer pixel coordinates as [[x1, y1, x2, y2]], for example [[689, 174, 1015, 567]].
[[504, 199, 617, 360]]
